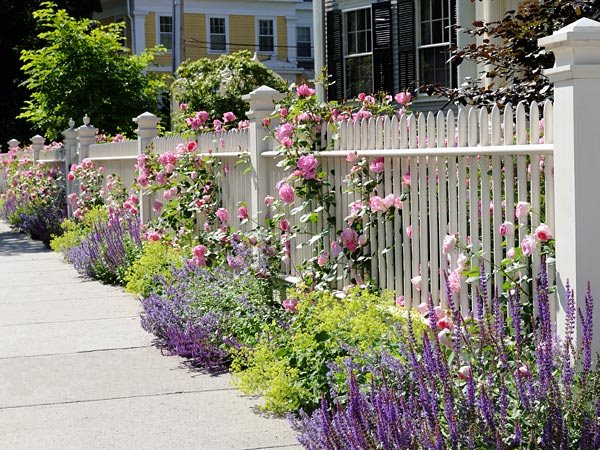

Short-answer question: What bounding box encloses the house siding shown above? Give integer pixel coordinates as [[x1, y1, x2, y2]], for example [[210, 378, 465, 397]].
[[277, 16, 287, 61], [230, 15, 255, 53], [184, 13, 206, 60]]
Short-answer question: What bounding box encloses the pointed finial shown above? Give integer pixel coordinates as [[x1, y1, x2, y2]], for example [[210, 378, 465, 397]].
[[83, 114, 90, 126], [69, 118, 75, 128]]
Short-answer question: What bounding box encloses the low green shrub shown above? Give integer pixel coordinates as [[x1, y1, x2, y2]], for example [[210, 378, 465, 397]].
[[232, 287, 424, 414], [50, 206, 108, 253], [125, 241, 183, 297]]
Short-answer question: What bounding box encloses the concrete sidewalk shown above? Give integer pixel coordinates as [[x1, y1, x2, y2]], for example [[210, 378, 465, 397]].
[[0, 221, 300, 450]]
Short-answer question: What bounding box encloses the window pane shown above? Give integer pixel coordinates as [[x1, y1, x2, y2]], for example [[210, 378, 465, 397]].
[[297, 26, 311, 41], [346, 11, 356, 33], [210, 18, 225, 34], [211, 34, 226, 51], [344, 8, 371, 56], [432, 0, 442, 20], [259, 36, 274, 52], [419, 47, 449, 85], [432, 19, 443, 43], [345, 55, 372, 96], [421, 0, 431, 21], [260, 20, 273, 36], [298, 42, 311, 58], [160, 16, 172, 33], [160, 33, 172, 50], [297, 26, 311, 58], [421, 21, 431, 45]]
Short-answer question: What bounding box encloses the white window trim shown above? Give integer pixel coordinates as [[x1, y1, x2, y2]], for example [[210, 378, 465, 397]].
[[296, 25, 312, 60], [255, 16, 277, 56], [342, 7, 373, 97], [206, 15, 229, 54], [415, 0, 454, 87], [156, 14, 173, 53]]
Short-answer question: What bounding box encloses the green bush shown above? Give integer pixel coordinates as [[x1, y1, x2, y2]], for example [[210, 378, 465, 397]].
[[233, 287, 425, 414], [125, 241, 182, 297]]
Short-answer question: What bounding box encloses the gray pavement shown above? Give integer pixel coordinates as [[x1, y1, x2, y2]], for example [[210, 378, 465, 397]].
[[0, 221, 301, 450]]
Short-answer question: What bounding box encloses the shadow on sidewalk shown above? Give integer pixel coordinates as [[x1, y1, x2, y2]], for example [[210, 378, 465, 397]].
[[0, 223, 53, 256]]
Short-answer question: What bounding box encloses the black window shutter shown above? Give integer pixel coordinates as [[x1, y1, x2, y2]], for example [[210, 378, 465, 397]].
[[371, 1, 394, 94], [397, 0, 416, 91], [326, 9, 344, 101]]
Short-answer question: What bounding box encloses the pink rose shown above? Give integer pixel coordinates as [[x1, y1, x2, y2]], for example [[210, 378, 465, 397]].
[[186, 141, 198, 152], [514, 365, 530, 378], [448, 269, 461, 294], [262, 117, 271, 127], [396, 296, 405, 308], [281, 137, 293, 148], [395, 91, 412, 105], [406, 225, 412, 239], [411, 275, 422, 291], [346, 151, 358, 163], [507, 247, 517, 259], [370, 157, 385, 174], [317, 251, 329, 267], [179, 103, 187, 111], [238, 206, 249, 220], [534, 223, 552, 242], [297, 154, 319, 180], [67, 172, 75, 182], [330, 241, 343, 258], [152, 200, 163, 213], [296, 84, 316, 98], [442, 235, 456, 255], [437, 316, 454, 330], [499, 221, 514, 237], [369, 196, 387, 213], [520, 235, 536, 256], [147, 231, 161, 242], [223, 111, 236, 123], [417, 302, 428, 315], [278, 182, 295, 204], [515, 201, 531, 220], [341, 228, 359, 252], [279, 219, 290, 231], [382, 194, 395, 210], [216, 208, 230, 224], [264, 195, 275, 206]]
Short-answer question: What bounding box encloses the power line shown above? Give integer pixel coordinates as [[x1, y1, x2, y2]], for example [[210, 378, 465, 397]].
[[185, 37, 314, 50]]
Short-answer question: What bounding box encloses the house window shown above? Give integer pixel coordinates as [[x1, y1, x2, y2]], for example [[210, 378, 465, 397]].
[[297, 26, 311, 59], [418, 0, 452, 86], [159, 16, 173, 50], [209, 17, 227, 52], [258, 19, 274, 53], [344, 8, 372, 97]]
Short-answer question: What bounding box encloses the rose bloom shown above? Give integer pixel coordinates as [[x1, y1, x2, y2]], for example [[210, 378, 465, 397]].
[[442, 234, 456, 255], [369, 157, 385, 174], [448, 269, 461, 294], [346, 151, 358, 163], [521, 234, 537, 256], [330, 241, 343, 258], [499, 221, 514, 237], [297, 154, 318, 179], [396, 296, 405, 308], [438, 329, 453, 348], [296, 84, 316, 98], [216, 208, 230, 224], [341, 228, 359, 252], [146, 231, 161, 242], [152, 200, 163, 213], [534, 223, 552, 241], [317, 251, 329, 267], [222, 111, 236, 123], [369, 196, 387, 213], [411, 275, 422, 291], [278, 182, 295, 204], [406, 225, 412, 239], [437, 315, 454, 330], [264, 195, 275, 206], [395, 91, 412, 106], [515, 201, 531, 219], [417, 302, 428, 315], [507, 247, 517, 259], [238, 206, 249, 220]]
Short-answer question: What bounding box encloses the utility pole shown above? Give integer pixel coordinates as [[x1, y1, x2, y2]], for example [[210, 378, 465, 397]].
[[172, 0, 185, 74]]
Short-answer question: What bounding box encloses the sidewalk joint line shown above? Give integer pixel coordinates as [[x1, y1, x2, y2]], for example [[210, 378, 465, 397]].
[[0, 346, 152, 361], [0, 316, 139, 328]]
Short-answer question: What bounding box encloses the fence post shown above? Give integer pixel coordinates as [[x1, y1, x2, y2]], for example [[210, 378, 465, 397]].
[[539, 18, 600, 356], [30, 135, 45, 163], [7, 139, 20, 150], [62, 119, 77, 218], [76, 115, 97, 162], [242, 86, 285, 222], [133, 112, 161, 224]]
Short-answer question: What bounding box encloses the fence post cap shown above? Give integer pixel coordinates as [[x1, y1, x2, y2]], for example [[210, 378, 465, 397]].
[[30, 135, 45, 144], [68, 118, 75, 129], [539, 18, 600, 48], [242, 85, 285, 106], [133, 111, 161, 127], [7, 139, 20, 148]]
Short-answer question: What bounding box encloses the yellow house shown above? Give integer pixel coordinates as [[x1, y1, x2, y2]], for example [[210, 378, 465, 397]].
[[96, 0, 314, 83]]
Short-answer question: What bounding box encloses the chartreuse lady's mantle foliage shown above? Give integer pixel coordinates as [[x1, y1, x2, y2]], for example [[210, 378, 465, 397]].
[[19, 2, 164, 139]]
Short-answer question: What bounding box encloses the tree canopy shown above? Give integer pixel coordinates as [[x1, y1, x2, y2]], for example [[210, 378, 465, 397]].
[[171, 51, 288, 131], [19, 2, 165, 140]]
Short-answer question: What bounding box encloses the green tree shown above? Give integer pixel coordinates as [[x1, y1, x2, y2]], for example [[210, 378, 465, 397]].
[[19, 2, 165, 140], [172, 51, 287, 131], [0, 0, 101, 149]]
